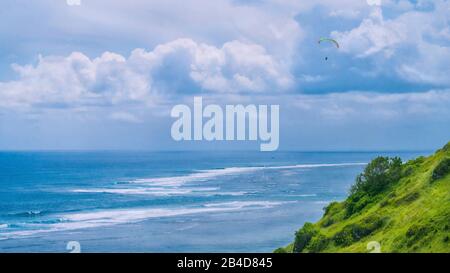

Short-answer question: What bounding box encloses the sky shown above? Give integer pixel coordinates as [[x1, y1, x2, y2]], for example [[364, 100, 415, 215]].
[[0, 0, 449, 151]]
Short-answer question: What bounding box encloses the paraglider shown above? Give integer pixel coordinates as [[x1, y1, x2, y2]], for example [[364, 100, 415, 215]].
[[318, 38, 339, 61], [318, 38, 339, 48]]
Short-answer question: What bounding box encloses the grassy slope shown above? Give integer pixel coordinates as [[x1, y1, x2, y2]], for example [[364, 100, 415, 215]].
[[280, 142, 450, 253]]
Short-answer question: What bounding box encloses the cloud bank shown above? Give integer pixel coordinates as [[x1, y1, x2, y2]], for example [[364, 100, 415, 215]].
[[0, 39, 292, 109]]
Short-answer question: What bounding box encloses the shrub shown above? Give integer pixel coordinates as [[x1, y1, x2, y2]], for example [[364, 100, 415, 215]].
[[333, 228, 353, 246], [402, 166, 414, 177], [308, 234, 329, 253], [354, 217, 385, 239], [395, 192, 420, 205], [323, 201, 339, 216], [408, 156, 425, 166], [442, 142, 450, 152], [431, 157, 450, 182], [293, 223, 318, 253], [274, 247, 287, 253], [405, 224, 433, 247], [333, 216, 387, 246], [321, 217, 335, 228], [379, 199, 389, 207], [345, 193, 372, 217], [406, 225, 429, 238]]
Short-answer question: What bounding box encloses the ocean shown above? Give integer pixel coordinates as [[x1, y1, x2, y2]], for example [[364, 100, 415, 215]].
[[0, 151, 427, 252]]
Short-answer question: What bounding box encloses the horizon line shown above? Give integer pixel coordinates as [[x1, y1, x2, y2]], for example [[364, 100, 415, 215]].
[[0, 148, 435, 153]]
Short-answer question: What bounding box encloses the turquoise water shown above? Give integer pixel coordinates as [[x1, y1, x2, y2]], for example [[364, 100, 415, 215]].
[[0, 151, 427, 252]]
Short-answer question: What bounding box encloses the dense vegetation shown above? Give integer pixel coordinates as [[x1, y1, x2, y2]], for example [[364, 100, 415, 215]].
[[276, 142, 450, 253]]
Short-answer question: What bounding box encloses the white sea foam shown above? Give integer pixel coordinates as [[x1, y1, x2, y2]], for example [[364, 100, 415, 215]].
[[267, 163, 367, 170], [131, 163, 366, 186], [3, 201, 287, 238], [72, 187, 219, 196], [288, 194, 317, 197], [132, 167, 261, 186], [203, 201, 287, 208], [72, 187, 247, 197], [0, 224, 8, 229]]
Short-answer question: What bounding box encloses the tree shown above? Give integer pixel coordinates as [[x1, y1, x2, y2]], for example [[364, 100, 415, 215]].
[[350, 156, 403, 196]]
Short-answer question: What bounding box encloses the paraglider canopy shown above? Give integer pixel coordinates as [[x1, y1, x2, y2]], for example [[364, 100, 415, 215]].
[[318, 38, 339, 49]]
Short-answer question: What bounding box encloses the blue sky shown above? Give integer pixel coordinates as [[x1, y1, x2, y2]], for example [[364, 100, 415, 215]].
[[0, 0, 449, 151]]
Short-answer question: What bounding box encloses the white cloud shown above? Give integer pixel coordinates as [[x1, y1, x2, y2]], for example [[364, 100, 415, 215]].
[[332, 7, 407, 58], [290, 90, 450, 120], [331, 1, 450, 85], [109, 112, 142, 123], [299, 74, 325, 83], [329, 9, 361, 19], [397, 43, 450, 85], [366, 0, 382, 7], [1, 0, 305, 62], [0, 39, 292, 109]]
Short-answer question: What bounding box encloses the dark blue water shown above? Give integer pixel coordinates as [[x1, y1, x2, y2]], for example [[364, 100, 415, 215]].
[[0, 151, 427, 252]]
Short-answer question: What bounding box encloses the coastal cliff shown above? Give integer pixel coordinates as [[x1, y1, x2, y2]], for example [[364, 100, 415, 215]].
[[277, 142, 450, 253]]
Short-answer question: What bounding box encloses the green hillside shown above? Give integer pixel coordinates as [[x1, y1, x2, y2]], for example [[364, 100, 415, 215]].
[[277, 142, 450, 253]]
